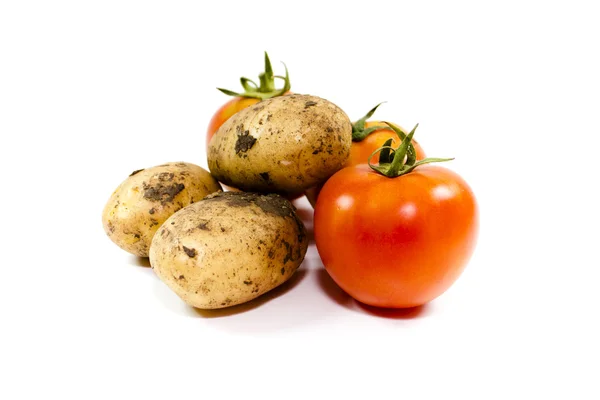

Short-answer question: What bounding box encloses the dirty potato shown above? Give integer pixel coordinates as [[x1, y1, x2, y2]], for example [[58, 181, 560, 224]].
[[102, 162, 221, 257], [207, 94, 352, 196], [149, 192, 308, 309]]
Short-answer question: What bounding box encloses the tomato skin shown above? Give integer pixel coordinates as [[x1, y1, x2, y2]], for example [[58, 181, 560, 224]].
[[347, 121, 426, 166], [314, 164, 478, 308], [206, 97, 261, 147]]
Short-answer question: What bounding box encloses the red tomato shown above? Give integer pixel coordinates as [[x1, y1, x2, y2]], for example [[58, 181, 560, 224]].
[[348, 121, 426, 166], [314, 164, 478, 308], [305, 120, 425, 207]]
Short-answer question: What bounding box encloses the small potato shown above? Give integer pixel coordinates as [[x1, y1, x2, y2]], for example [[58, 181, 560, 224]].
[[208, 94, 352, 196], [102, 162, 221, 257], [149, 192, 308, 309]]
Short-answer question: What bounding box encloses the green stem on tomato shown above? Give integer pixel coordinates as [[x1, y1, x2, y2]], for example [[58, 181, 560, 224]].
[[368, 122, 454, 178], [352, 102, 420, 165], [378, 138, 394, 164], [217, 52, 291, 100], [386, 125, 416, 176], [352, 102, 388, 141]]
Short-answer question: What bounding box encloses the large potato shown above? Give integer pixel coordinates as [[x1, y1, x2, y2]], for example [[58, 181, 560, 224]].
[[149, 191, 308, 309], [102, 162, 221, 257], [207, 94, 352, 196]]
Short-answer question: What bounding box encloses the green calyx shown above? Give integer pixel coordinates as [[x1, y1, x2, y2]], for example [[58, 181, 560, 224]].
[[352, 102, 390, 141], [217, 52, 291, 100], [368, 122, 454, 178]]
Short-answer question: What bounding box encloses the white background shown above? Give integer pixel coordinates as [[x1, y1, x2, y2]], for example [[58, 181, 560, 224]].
[[1, 1, 599, 398]]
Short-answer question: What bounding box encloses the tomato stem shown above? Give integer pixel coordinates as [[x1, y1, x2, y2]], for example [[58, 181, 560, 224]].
[[368, 123, 454, 178], [387, 124, 417, 176], [217, 52, 291, 100], [351, 102, 392, 142]]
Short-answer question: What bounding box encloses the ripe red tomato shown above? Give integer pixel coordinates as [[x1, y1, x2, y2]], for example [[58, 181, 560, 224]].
[[314, 163, 478, 308]]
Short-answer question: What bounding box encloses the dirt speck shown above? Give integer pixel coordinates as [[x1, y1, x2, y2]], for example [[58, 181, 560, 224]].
[[235, 125, 257, 154], [183, 246, 196, 258], [197, 220, 210, 230], [143, 182, 185, 203], [259, 172, 271, 182], [282, 240, 293, 264], [158, 172, 174, 181]]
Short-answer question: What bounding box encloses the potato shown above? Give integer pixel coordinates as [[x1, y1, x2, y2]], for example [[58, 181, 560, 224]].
[[102, 162, 221, 257], [149, 191, 308, 309], [207, 94, 352, 196]]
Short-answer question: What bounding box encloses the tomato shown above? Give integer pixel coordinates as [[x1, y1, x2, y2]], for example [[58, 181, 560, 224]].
[[347, 121, 426, 166], [306, 120, 425, 207], [313, 130, 478, 308], [306, 105, 426, 207]]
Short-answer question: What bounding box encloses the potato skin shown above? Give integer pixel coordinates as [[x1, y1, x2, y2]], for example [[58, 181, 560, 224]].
[[207, 94, 352, 196], [149, 192, 308, 309], [102, 162, 221, 257]]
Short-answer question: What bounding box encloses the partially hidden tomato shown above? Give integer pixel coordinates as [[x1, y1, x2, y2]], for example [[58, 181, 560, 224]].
[[314, 126, 478, 308], [206, 52, 297, 197], [306, 104, 425, 207], [348, 120, 426, 166], [206, 52, 291, 148]]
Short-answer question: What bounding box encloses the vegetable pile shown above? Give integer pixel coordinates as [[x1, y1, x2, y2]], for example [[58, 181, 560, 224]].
[[102, 52, 478, 311]]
